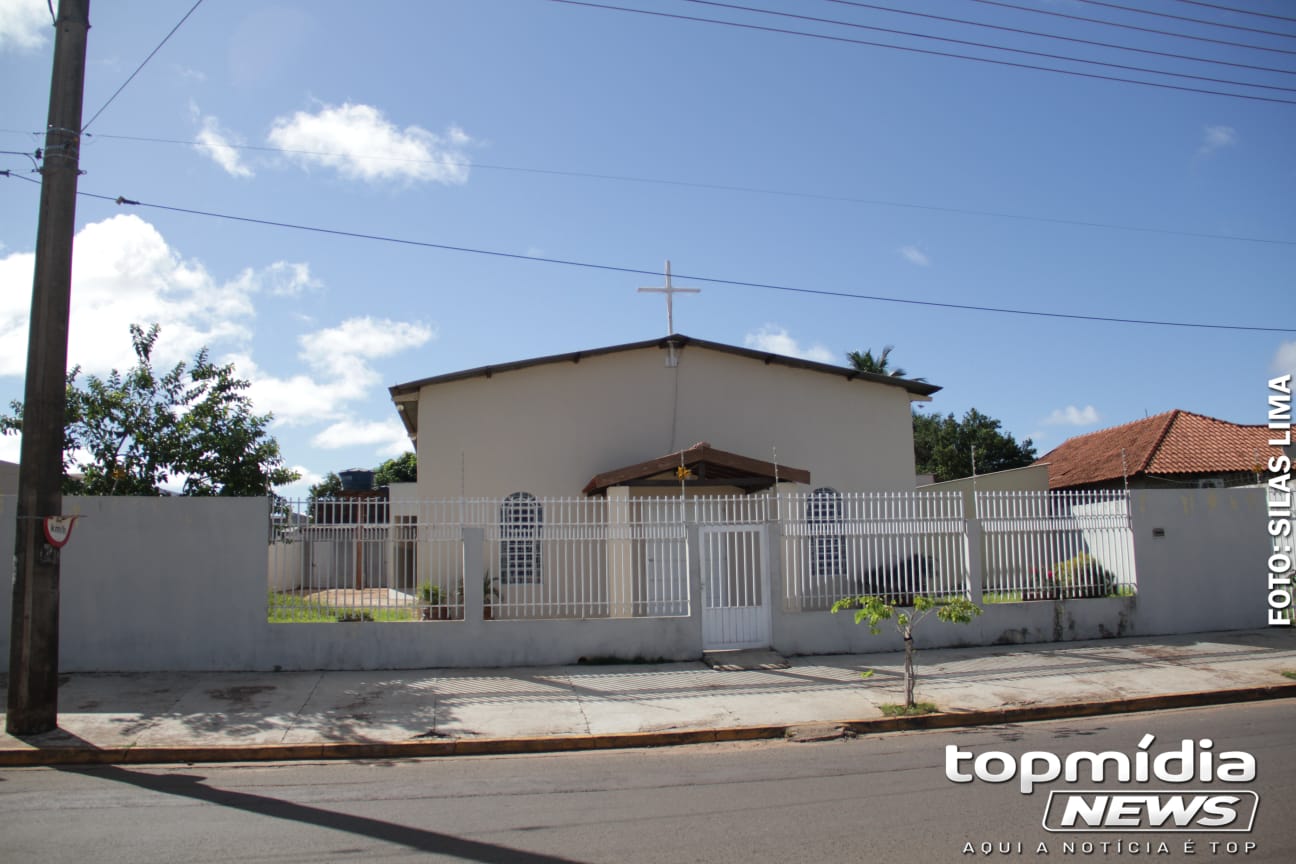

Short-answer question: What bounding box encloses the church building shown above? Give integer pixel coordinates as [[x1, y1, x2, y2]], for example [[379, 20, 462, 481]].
[[388, 333, 939, 501]]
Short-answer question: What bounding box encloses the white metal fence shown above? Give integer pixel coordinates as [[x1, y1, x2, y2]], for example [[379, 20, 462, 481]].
[[779, 491, 969, 609], [269, 496, 691, 622], [268, 490, 1138, 623], [978, 490, 1136, 601]]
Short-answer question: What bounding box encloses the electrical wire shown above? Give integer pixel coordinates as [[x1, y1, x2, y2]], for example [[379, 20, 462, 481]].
[[1072, 0, 1296, 39], [3, 127, 1288, 247], [4, 172, 1289, 335], [1172, 0, 1296, 25], [542, 0, 1296, 105], [968, 0, 1296, 57], [818, 0, 1296, 76], [4, 127, 1293, 247], [81, 0, 205, 133], [0, 150, 41, 171], [681, 0, 1296, 95]]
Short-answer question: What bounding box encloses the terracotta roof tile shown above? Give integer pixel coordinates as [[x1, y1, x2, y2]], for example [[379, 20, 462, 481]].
[[1033, 410, 1283, 489]]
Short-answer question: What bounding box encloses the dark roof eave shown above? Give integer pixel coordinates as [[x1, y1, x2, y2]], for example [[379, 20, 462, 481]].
[[389, 333, 941, 400]]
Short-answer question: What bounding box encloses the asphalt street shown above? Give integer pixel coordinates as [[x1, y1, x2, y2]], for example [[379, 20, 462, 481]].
[[1, 701, 1291, 863]]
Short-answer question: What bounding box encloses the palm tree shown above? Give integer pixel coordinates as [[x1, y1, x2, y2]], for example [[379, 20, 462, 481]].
[[846, 345, 925, 381]]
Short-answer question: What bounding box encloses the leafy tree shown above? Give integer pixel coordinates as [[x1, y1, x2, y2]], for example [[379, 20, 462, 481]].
[[308, 472, 343, 501], [374, 451, 417, 485], [846, 345, 925, 382], [913, 408, 1036, 483], [831, 594, 982, 710], [0, 323, 298, 496]]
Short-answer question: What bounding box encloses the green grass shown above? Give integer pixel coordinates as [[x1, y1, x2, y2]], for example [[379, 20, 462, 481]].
[[267, 592, 416, 623], [880, 702, 938, 716], [1281, 671, 1296, 681], [982, 584, 1136, 604], [982, 590, 1023, 604]]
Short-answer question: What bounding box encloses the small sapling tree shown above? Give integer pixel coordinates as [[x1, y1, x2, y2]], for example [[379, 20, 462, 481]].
[[831, 594, 982, 711]]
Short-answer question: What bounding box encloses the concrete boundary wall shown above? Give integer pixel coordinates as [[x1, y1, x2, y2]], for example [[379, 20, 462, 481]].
[[0, 489, 1277, 672]]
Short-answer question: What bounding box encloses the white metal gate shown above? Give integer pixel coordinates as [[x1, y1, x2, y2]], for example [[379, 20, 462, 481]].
[[700, 524, 771, 650]]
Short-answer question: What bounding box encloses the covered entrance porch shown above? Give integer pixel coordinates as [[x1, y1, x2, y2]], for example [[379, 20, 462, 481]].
[[583, 442, 811, 651]]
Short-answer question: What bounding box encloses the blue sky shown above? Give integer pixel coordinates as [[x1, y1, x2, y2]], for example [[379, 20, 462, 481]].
[[1, 0, 1293, 496]]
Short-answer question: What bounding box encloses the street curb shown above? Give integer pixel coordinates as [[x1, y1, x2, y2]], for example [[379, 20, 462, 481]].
[[2, 683, 1294, 768]]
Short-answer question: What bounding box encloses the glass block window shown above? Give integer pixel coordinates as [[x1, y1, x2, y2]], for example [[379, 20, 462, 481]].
[[808, 487, 843, 580], [500, 492, 542, 584]]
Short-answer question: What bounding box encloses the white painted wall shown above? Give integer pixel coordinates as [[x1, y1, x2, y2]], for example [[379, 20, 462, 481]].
[[0, 496, 268, 671], [414, 342, 919, 499], [1126, 488, 1272, 634], [773, 489, 1271, 655], [0, 489, 1280, 672], [0, 460, 17, 496], [917, 463, 1051, 512]]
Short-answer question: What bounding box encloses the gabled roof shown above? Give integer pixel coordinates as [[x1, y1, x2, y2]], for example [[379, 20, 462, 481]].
[[1034, 410, 1282, 489], [389, 333, 940, 440], [582, 441, 811, 496]]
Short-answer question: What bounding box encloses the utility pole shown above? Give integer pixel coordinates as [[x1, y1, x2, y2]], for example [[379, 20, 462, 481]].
[[7, 0, 91, 736]]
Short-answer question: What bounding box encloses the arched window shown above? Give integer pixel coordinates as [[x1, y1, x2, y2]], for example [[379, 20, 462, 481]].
[[500, 492, 542, 584], [807, 487, 843, 580]]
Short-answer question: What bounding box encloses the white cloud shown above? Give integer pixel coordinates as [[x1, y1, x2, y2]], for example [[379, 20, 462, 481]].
[[0, 216, 433, 471], [273, 465, 324, 499], [0, 0, 49, 52], [899, 245, 931, 267], [228, 260, 319, 297], [1199, 125, 1237, 157], [311, 417, 411, 457], [1044, 404, 1100, 426], [267, 102, 471, 184], [193, 109, 254, 178], [238, 317, 435, 427], [0, 431, 20, 463], [0, 214, 259, 378], [1273, 341, 1296, 381], [0, 218, 331, 382], [743, 325, 835, 365]]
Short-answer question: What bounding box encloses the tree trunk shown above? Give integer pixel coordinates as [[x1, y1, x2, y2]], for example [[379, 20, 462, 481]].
[[903, 629, 915, 708]]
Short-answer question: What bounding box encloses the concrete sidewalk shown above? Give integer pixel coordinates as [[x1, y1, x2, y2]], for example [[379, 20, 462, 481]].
[[3, 629, 1295, 766]]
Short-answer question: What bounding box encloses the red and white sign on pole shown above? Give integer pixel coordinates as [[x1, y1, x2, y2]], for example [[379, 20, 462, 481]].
[[42, 516, 78, 548]]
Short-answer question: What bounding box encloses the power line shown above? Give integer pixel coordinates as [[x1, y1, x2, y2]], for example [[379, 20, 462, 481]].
[[1073, 0, 1296, 39], [819, 0, 1296, 76], [541, 0, 1296, 105], [968, 0, 1296, 57], [1172, 0, 1296, 25], [81, 0, 205, 133], [681, 0, 1296, 94], [4, 173, 1289, 334], [4, 127, 1289, 247]]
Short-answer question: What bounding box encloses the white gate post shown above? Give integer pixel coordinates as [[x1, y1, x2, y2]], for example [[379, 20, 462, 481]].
[[761, 518, 778, 648], [965, 518, 985, 604], [463, 526, 485, 622], [685, 519, 704, 655], [606, 486, 634, 618]]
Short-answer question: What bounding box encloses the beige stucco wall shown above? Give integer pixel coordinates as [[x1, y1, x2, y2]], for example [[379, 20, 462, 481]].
[[413, 343, 920, 498], [0, 460, 17, 496], [917, 463, 1051, 515]]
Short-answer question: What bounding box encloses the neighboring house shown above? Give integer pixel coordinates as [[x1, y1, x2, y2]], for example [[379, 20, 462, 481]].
[[0, 459, 17, 495], [1034, 409, 1286, 491], [388, 333, 940, 499]]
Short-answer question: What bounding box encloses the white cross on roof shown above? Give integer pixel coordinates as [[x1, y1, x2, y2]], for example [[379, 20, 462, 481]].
[[638, 260, 700, 336]]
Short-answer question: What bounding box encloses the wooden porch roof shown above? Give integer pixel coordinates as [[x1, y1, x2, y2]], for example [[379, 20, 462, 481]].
[[582, 441, 811, 496]]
